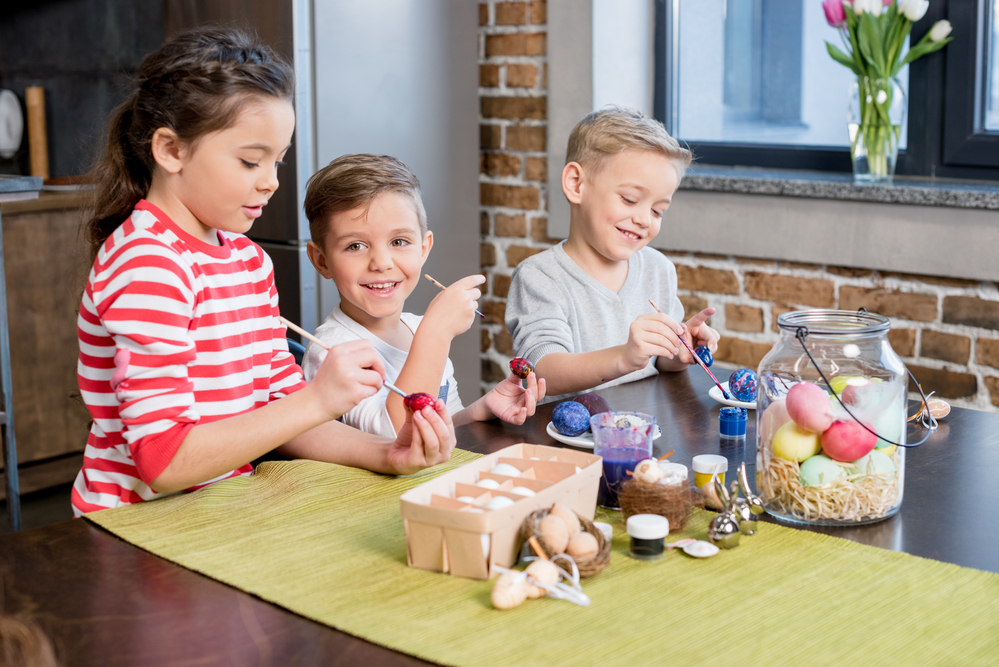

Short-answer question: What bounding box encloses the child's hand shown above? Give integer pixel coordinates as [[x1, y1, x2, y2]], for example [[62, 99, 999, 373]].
[[676, 308, 719, 365], [310, 339, 386, 419], [621, 312, 684, 373], [386, 398, 456, 474], [422, 274, 485, 339], [481, 371, 547, 425]]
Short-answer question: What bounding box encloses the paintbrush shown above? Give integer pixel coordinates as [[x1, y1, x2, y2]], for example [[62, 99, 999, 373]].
[[648, 300, 732, 400], [279, 316, 408, 398], [424, 274, 485, 318]]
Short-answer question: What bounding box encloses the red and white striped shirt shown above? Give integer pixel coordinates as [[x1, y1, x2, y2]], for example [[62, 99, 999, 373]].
[[72, 200, 306, 516]]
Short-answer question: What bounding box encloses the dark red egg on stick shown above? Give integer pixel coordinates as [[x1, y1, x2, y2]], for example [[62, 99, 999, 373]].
[[403, 392, 435, 412], [510, 357, 534, 379]]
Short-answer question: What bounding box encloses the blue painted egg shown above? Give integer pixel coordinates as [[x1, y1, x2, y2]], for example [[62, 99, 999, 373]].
[[728, 368, 758, 403], [694, 345, 713, 367], [552, 401, 592, 437]]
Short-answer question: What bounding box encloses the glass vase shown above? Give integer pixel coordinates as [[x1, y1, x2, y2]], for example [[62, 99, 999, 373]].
[[848, 77, 906, 185], [756, 310, 907, 526]]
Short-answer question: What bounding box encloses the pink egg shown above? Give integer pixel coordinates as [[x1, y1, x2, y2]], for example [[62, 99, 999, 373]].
[[786, 382, 833, 433], [760, 398, 792, 445], [821, 420, 877, 462]]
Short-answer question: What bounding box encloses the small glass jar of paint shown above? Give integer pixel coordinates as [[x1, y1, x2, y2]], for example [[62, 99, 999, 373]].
[[719, 407, 748, 439], [626, 514, 670, 561], [692, 454, 728, 489]]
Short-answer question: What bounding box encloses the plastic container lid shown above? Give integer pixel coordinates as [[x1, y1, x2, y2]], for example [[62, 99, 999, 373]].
[[692, 454, 729, 474], [626, 514, 670, 540]]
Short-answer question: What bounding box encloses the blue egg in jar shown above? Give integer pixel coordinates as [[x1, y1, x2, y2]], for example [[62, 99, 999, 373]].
[[728, 368, 758, 403], [552, 401, 592, 437]]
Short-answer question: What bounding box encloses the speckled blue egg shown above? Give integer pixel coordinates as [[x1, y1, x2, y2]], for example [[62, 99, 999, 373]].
[[552, 401, 592, 437], [728, 368, 758, 403], [694, 345, 713, 367]]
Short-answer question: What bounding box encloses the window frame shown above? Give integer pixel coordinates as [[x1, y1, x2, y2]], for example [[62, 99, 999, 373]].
[[653, 0, 999, 180]]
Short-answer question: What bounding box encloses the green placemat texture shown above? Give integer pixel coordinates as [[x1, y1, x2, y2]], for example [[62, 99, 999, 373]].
[[86, 451, 999, 666]]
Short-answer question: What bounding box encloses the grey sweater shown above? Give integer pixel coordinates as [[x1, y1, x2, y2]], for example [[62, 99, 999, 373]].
[[505, 242, 686, 402]]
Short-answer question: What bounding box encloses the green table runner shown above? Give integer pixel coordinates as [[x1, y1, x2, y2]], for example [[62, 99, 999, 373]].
[[86, 452, 999, 666]]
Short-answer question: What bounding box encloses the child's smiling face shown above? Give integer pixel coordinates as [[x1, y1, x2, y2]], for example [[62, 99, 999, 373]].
[[573, 149, 678, 264], [310, 191, 432, 328]]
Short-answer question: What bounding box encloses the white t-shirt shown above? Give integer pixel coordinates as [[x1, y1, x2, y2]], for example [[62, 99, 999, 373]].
[[301, 306, 464, 437]]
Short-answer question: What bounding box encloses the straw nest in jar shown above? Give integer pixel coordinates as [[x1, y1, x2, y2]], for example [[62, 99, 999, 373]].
[[618, 479, 701, 530], [522, 506, 610, 578]]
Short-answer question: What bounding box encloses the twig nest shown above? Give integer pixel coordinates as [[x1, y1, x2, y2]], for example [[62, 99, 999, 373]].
[[548, 503, 581, 535], [524, 559, 560, 599], [538, 514, 570, 553], [491, 572, 529, 610], [633, 458, 663, 484], [566, 531, 599, 561]]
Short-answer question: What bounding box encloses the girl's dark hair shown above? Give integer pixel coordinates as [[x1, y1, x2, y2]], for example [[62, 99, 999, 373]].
[[84, 25, 294, 260]]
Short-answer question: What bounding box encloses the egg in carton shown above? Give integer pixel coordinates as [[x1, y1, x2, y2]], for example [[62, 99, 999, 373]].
[[399, 443, 601, 580]]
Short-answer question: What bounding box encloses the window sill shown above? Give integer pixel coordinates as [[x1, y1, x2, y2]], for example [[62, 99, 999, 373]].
[[681, 165, 999, 211]]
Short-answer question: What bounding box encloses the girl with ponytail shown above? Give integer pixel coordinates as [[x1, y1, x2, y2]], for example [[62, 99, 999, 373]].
[[73, 26, 454, 515]]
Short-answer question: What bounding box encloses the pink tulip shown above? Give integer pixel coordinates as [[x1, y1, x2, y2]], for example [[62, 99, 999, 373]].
[[823, 0, 846, 28]]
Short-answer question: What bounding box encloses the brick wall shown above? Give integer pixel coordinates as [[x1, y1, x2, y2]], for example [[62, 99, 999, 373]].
[[477, 1, 999, 412]]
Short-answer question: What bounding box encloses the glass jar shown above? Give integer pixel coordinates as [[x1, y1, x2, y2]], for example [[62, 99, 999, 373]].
[[756, 310, 906, 526]]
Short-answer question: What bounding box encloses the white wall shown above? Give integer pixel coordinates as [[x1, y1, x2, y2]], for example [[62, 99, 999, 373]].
[[312, 0, 480, 402]]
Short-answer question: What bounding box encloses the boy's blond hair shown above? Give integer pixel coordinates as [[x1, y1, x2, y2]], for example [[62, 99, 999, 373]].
[[566, 107, 692, 182], [305, 154, 428, 248]]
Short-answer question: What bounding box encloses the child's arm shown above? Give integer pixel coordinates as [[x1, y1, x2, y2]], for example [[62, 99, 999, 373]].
[[452, 370, 546, 426], [655, 307, 720, 372], [534, 312, 685, 396], [151, 339, 455, 491], [384, 275, 484, 434]]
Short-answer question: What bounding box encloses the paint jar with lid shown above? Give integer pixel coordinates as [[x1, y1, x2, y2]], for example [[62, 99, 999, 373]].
[[757, 310, 906, 526], [719, 407, 747, 439], [626, 514, 670, 561]]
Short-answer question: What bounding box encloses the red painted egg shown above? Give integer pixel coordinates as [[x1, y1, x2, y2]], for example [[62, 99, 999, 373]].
[[821, 420, 877, 462], [404, 392, 435, 411], [510, 357, 534, 379]]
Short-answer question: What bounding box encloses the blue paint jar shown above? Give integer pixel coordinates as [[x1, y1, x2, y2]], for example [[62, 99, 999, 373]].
[[719, 407, 747, 438]]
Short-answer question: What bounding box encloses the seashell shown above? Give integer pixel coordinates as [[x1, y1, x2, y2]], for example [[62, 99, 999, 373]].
[[491, 572, 529, 610], [524, 559, 560, 599], [682, 540, 720, 558]]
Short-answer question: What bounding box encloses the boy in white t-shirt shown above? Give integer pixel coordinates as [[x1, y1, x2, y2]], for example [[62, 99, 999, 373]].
[[302, 154, 545, 437]]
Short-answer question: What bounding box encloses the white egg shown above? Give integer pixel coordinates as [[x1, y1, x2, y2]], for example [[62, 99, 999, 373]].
[[466, 508, 484, 513], [575, 466, 583, 474], [510, 486, 536, 497], [658, 462, 688, 486], [633, 458, 663, 484], [491, 463, 522, 477], [481, 534, 491, 558], [486, 495, 516, 511], [456, 496, 477, 503], [529, 457, 541, 460], [476, 478, 500, 490]]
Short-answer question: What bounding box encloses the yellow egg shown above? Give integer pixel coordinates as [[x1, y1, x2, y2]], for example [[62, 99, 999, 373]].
[[548, 504, 581, 535], [771, 421, 822, 462]]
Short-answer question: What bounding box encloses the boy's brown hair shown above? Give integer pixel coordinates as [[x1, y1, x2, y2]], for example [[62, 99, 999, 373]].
[[305, 154, 428, 248], [566, 107, 692, 181]]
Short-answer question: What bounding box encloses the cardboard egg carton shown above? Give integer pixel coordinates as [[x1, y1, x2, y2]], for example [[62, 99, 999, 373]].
[[399, 443, 601, 580]]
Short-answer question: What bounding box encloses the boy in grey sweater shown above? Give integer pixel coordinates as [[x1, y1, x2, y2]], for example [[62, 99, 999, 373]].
[[506, 108, 719, 401]]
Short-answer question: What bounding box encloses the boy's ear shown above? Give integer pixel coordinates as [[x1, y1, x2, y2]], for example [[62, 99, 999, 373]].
[[421, 230, 434, 261], [150, 127, 185, 174], [562, 162, 585, 204], [306, 240, 334, 280]]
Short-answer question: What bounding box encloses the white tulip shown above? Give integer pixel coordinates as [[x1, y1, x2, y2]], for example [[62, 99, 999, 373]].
[[876, 90, 888, 104], [898, 0, 929, 22], [928, 19, 953, 42], [853, 0, 882, 16]]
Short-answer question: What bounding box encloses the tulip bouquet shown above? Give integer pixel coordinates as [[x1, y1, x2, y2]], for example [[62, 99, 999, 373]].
[[822, 0, 953, 183]]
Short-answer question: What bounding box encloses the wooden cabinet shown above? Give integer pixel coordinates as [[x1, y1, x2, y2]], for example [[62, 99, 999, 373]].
[[0, 193, 91, 494]]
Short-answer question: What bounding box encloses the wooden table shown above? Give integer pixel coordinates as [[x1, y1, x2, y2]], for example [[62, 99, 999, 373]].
[[1, 370, 996, 665]]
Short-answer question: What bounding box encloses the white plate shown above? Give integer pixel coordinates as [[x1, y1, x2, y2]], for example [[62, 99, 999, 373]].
[[708, 381, 756, 410], [546, 421, 662, 450]]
